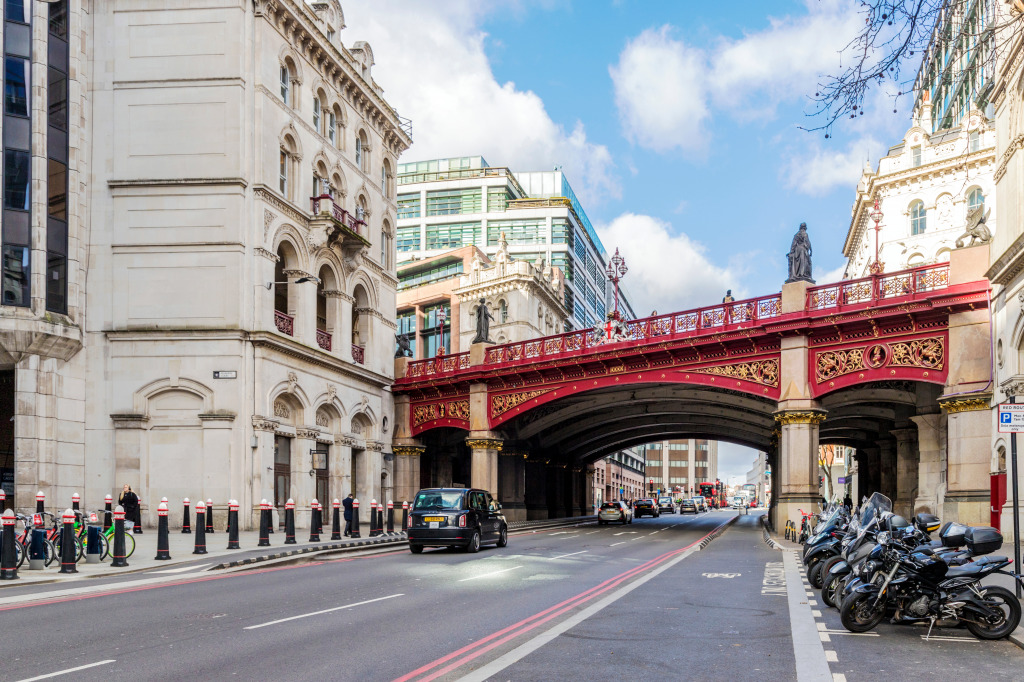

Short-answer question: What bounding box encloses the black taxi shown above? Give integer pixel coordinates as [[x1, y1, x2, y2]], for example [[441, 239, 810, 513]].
[[407, 488, 508, 554]]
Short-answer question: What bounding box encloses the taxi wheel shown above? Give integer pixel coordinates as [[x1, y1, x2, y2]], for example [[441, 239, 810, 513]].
[[497, 526, 508, 548], [466, 531, 481, 553], [409, 544, 423, 554]]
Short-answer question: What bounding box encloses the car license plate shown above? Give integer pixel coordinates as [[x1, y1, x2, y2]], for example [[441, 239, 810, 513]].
[[428, 522, 439, 529], [424, 516, 445, 522]]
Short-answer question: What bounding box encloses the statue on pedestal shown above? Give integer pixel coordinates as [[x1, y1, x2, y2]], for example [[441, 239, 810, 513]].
[[394, 332, 412, 358], [786, 223, 814, 283], [472, 298, 494, 344]]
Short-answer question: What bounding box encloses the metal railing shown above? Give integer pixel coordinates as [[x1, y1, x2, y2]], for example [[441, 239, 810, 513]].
[[274, 310, 294, 337], [352, 344, 365, 364], [805, 263, 949, 311], [316, 329, 332, 352], [310, 195, 366, 237], [405, 352, 471, 379]]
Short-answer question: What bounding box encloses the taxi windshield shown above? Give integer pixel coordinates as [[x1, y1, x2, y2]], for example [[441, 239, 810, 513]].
[[413, 491, 464, 511]]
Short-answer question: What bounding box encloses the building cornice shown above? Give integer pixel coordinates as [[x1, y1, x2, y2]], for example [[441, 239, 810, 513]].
[[249, 330, 393, 387], [986, 229, 1024, 286]]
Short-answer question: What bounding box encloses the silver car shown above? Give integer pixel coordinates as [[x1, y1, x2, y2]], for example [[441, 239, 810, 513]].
[[598, 501, 633, 525]]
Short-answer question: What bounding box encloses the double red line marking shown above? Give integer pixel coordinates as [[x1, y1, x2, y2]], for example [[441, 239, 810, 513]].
[[394, 519, 731, 682]]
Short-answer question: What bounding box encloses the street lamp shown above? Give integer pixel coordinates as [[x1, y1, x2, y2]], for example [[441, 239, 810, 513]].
[[605, 248, 628, 321], [868, 199, 884, 275], [260, 276, 320, 289], [436, 306, 447, 356]]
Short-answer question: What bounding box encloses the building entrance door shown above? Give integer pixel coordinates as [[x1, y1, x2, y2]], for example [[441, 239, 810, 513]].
[[274, 435, 291, 520], [314, 446, 329, 505]]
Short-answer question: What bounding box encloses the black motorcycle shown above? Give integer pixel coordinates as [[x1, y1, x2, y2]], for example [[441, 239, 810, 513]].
[[839, 525, 1022, 639]]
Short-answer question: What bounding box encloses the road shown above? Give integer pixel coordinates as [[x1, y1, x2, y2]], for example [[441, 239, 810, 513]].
[[2, 510, 1022, 681]]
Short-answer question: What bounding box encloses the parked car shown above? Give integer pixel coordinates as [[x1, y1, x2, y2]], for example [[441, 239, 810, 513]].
[[634, 498, 660, 518], [657, 497, 676, 514], [407, 488, 508, 554], [598, 501, 633, 525], [680, 498, 698, 514]]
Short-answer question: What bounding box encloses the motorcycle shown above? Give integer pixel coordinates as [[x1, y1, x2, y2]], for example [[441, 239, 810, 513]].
[[802, 506, 849, 589], [820, 492, 892, 608]]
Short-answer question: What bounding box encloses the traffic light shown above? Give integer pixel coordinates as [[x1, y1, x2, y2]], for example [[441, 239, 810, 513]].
[[648, 478, 654, 493]]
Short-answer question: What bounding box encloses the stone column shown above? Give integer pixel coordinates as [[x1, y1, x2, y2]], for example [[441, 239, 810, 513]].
[[338, 293, 354, 363], [891, 428, 918, 519], [877, 438, 897, 504], [911, 413, 944, 514], [251, 417, 279, 526], [465, 436, 501, 494], [941, 396, 992, 526], [586, 464, 597, 515], [284, 269, 316, 347], [774, 409, 826, 534], [392, 444, 424, 506], [525, 457, 548, 520]]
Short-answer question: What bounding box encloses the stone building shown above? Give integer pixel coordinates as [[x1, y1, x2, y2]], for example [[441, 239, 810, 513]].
[[590, 449, 645, 509], [0, 0, 410, 528], [640, 439, 719, 497]]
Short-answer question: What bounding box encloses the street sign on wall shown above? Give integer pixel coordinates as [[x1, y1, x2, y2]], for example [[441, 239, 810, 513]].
[[998, 403, 1024, 433]]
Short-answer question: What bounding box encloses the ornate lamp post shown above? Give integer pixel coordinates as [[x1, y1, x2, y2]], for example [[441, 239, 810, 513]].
[[605, 248, 628, 319], [436, 306, 447, 356], [869, 199, 884, 275]]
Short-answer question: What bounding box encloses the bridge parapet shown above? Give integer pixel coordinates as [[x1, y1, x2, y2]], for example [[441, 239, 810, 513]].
[[806, 263, 949, 311]]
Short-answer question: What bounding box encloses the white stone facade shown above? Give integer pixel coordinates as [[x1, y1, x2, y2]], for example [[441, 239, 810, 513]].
[[1, 1, 411, 528]]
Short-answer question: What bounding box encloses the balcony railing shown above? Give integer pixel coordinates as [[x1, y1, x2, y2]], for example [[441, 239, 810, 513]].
[[805, 263, 950, 311], [310, 195, 366, 237], [274, 310, 294, 337], [352, 344, 365, 364], [316, 328, 332, 352], [405, 352, 472, 379]]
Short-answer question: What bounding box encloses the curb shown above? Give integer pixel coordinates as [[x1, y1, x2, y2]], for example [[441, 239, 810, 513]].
[[697, 514, 739, 550], [1010, 627, 1024, 652], [210, 533, 408, 570], [761, 515, 784, 551]]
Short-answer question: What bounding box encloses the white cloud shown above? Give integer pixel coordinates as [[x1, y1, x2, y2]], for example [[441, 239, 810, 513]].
[[783, 135, 881, 196], [609, 26, 710, 154], [597, 213, 742, 314], [342, 1, 617, 203]]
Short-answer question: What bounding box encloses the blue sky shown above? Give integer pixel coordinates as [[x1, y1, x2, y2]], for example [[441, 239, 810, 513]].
[[346, 0, 913, 478]]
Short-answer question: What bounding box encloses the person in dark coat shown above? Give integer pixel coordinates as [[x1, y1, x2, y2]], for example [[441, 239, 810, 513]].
[[342, 493, 354, 537], [118, 484, 140, 532]]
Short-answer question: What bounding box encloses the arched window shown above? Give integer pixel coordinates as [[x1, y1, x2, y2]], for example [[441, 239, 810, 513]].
[[313, 97, 322, 133], [279, 149, 289, 197], [356, 130, 370, 172], [355, 137, 362, 168], [279, 134, 299, 201], [280, 65, 290, 104], [967, 187, 984, 212], [910, 201, 927, 235], [332, 104, 345, 150], [328, 110, 337, 145], [500, 300, 508, 323]]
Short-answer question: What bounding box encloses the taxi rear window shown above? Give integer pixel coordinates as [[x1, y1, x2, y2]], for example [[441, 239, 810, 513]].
[[600, 502, 619, 509], [413, 491, 464, 510]]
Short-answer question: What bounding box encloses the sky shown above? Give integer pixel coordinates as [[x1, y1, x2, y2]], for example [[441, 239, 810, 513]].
[[345, 0, 916, 481]]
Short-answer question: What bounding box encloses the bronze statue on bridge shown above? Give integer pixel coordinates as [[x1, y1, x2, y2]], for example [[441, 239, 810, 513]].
[[786, 223, 814, 283]]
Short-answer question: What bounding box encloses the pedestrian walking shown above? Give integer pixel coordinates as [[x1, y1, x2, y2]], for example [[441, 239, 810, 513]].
[[118, 484, 141, 534], [342, 492, 354, 537]]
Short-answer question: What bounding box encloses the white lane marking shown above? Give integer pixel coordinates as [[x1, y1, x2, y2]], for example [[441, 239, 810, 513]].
[[821, 629, 879, 637], [819, 632, 830, 642], [833, 674, 847, 682], [16, 660, 116, 682], [458, 566, 522, 582], [150, 563, 212, 574], [583, 531, 598, 535], [782, 551, 834, 682], [609, 542, 626, 546], [811, 610, 822, 617], [612, 532, 637, 536], [548, 551, 587, 561], [824, 650, 837, 663], [920, 635, 979, 642], [244, 594, 402, 630]]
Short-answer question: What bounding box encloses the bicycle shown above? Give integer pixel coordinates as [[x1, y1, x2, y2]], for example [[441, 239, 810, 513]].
[[10, 513, 57, 568], [73, 510, 135, 560]]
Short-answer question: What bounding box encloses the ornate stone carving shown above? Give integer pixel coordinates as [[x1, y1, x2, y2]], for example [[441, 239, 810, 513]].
[[412, 399, 470, 427], [335, 433, 358, 447], [255, 247, 280, 262], [327, 383, 337, 400], [273, 400, 290, 418], [296, 427, 321, 440], [393, 445, 426, 456], [264, 209, 276, 241], [465, 438, 504, 451], [252, 415, 281, 432], [774, 411, 827, 425], [366, 440, 385, 452], [315, 412, 330, 428], [287, 372, 298, 393], [687, 359, 779, 387], [490, 389, 550, 418], [815, 337, 944, 383], [939, 396, 991, 413]]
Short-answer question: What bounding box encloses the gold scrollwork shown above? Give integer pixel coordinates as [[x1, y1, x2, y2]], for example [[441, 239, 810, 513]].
[[465, 438, 504, 451], [412, 399, 471, 427], [939, 397, 990, 413], [393, 445, 426, 456], [688, 359, 779, 387], [815, 336, 944, 383], [491, 389, 550, 418], [774, 411, 828, 425]]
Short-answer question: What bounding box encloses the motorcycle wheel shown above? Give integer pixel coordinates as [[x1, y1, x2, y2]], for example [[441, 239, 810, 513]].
[[808, 558, 827, 589], [818, 556, 844, 607], [964, 586, 1021, 640], [840, 591, 886, 633]]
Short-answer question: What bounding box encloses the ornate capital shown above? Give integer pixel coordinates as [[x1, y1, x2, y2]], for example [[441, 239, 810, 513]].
[[111, 412, 148, 429], [255, 247, 280, 262], [366, 440, 385, 452], [1001, 377, 1024, 398], [939, 395, 991, 413], [774, 410, 827, 426], [296, 427, 322, 440], [465, 438, 504, 451], [252, 415, 281, 432], [335, 434, 358, 447], [393, 445, 426, 457]]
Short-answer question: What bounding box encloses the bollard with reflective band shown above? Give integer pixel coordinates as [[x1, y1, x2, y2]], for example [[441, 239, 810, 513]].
[[205, 499, 214, 534], [258, 499, 271, 547], [181, 497, 191, 534], [350, 499, 361, 538], [111, 506, 129, 567], [1, 510, 17, 580], [402, 501, 409, 534], [308, 499, 321, 542], [331, 499, 341, 540], [317, 500, 325, 536], [103, 494, 113, 531], [284, 499, 296, 544], [387, 500, 395, 534], [71, 492, 80, 511], [227, 500, 240, 549], [36, 491, 45, 514], [193, 501, 208, 555], [154, 502, 171, 560], [0, 489, 5, 508], [58, 509, 78, 574], [134, 495, 144, 534]]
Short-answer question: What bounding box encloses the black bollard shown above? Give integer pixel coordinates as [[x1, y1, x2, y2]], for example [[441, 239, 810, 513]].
[[111, 506, 129, 567], [205, 499, 215, 534], [373, 499, 383, 537], [36, 490, 45, 514], [0, 489, 5, 511], [258, 499, 271, 547], [59, 508, 78, 574], [227, 500, 240, 549], [402, 501, 409, 533], [155, 502, 171, 560], [351, 499, 361, 538], [0, 510, 17, 580], [134, 494, 144, 534], [71, 492, 80, 511], [308, 500, 321, 543], [317, 501, 324, 537], [181, 497, 191, 534], [387, 500, 395, 534], [103, 494, 113, 531], [193, 501, 207, 555], [331, 499, 341, 540], [284, 499, 296, 544]]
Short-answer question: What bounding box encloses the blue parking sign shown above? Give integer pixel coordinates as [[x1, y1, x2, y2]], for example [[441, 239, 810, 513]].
[[999, 403, 1024, 432]]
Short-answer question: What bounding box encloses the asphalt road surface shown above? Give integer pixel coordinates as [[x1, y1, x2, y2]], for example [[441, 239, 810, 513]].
[[3, 510, 1022, 681]]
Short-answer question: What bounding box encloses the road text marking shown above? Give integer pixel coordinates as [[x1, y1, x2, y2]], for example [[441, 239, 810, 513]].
[[244, 594, 402, 630], [761, 561, 786, 596]]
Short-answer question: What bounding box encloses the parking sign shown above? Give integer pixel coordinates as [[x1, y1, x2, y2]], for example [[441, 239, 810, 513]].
[[998, 403, 1024, 433]]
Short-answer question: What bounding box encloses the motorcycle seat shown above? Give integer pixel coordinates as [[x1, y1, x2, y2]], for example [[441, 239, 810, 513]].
[[971, 555, 1008, 566], [944, 563, 990, 578]]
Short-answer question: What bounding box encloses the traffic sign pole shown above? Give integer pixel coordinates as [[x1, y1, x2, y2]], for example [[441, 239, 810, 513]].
[[1012, 397, 1021, 599]]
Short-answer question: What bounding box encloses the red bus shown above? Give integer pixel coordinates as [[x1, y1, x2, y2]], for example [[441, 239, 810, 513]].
[[698, 482, 726, 509]]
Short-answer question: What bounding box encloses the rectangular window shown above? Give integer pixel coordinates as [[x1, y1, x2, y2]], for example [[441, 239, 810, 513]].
[[587, 256, 598, 280], [563, 287, 574, 315], [574, 236, 586, 260], [5, 0, 27, 23], [4, 149, 30, 210], [574, 299, 585, 324], [312, 98, 321, 131], [397, 193, 421, 219], [586, 284, 597, 309], [425, 188, 482, 216], [48, 1, 67, 38], [280, 66, 290, 103], [486, 218, 545, 246], [4, 57, 29, 116], [551, 219, 573, 246], [398, 260, 463, 290], [425, 221, 479, 250], [669, 460, 688, 467], [47, 66, 67, 131], [396, 226, 421, 253], [669, 443, 689, 450], [328, 112, 336, 145], [279, 151, 288, 196], [46, 251, 65, 313], [911, 145, 922, 167], [2, 245, 29, 307], [969, 130, 980, 152], [47, 159, 66, 220], [646, 460, 661, 467], [487, 186, 513, 212]]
